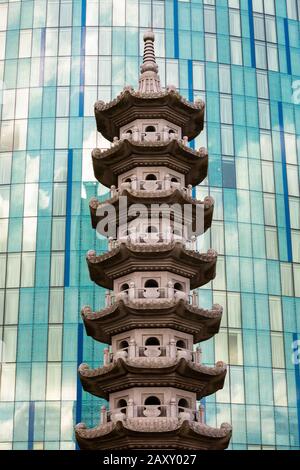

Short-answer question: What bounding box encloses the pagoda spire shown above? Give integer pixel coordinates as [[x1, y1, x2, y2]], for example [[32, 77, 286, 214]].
[[139, 31, 162, 94]]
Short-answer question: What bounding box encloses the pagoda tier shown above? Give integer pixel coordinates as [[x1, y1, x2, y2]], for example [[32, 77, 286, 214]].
[[86, 243, 217, 290], [94, 88, 205, 143], [89, 191, 214, 236], [91, 141, 208, 188], [75, 420, 232, 451], [78, 358, 227, 400], [81, 301, 223, 345]]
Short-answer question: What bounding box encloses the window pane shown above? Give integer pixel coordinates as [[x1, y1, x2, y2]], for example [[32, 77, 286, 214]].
[[271, 333, 285, 368], [48, 325, 62, 361], [269, 297, 283, 331], [6, 253, 21, 288], [21, 253, 35, 287], [50, 252, 65, 286], [0, 154, 12, 184], [22, 217, 37, 251], [49, 288, 64, 323], [51, 218, 66, 251], [229, 330, 243, 365], [4, 290, 19, 325]]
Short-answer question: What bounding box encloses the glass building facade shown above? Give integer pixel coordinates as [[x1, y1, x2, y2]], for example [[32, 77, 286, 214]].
[[0, 0, 300, 450]]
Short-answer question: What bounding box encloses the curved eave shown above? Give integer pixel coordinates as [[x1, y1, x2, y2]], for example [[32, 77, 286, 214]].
[[87, 243, 217, 290], [94, 90, 205, 142], [79, 358, 227, 400], [81, 300, 222, 344], [90, 191, 214, 235], [75, 420, 232, 451], [92, 140, 208, 188]]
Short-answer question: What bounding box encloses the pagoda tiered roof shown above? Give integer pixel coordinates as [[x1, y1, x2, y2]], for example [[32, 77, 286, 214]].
[[75, 419, 232, 451], [91, 140, 208, 188], [81, 301, 223, 345], [78, 358, 227, 400], [94, 88, 205, 143], [86, 243, 217, 290]]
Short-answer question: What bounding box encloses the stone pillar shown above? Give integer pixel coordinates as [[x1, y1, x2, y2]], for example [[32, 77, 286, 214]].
[[127, 399, 134, 418], [128, 339, 136, 359], [192, 290, 198, 307], [183, 136, 188, 146], [198, 403, 205, 424], [187, 185, 193, 198], [167, 280, 174, 299], [111, 185, 117, 197], [191, 235, 196, 251], [169, 339, 177, 360], [113, 136, 119, 146], [164, 223, 172, 242], [132, 126, 139, 142], [131, 175, 138, 191], [128, 281, 135, 301], [108, 237, 113, 251], [103, 348, 110, 366], [162, 126, 169, 141], [170, 398, 177, 418], [195, 346, 202, 364], [101, 405, 107, 424], [105, 290, 111, 307], [164, 174, 171, 191]]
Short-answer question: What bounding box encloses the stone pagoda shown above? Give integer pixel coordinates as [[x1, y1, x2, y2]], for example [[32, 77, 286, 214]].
[[75, 32, 232, 450]]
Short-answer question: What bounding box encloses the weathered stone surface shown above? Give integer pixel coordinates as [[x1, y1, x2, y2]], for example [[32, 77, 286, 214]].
[[75, 419, 232, 450], [78, 358, 227, 400], [86, 243, 217, 290], [91, 140, 208, 188], [81, 301, 223, 344]]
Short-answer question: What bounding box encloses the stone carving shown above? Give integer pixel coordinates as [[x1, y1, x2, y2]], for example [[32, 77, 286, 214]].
[[143, 406, 161, 418], [144, 346, 161, 358], [75, 419, 232, 440], [78, 357, 227, 378], [81, 302, 223, 321], [143, 288, 160, 299], [141, 180, 159, 191]]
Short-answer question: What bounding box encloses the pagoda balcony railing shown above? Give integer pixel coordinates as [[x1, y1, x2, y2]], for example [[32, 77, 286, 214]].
[[104, 343, 202, 365], [105, 287, 199, 308], [118, 129, 186, 144], [100, 403, 205, 425], [109, 233, 197, 251], [110, 178, 193, 197]]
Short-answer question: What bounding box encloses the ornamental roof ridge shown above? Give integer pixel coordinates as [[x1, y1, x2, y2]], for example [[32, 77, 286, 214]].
[[91, 141, 207, 159], [189, 421, 232, 438], [78, 362, 115, 376], [89, 191, 213, 210], [75, 419, 232, 439], [80, 301, 223, 321], [78, 358, 227, 378], [80, 300, 177, 320], [86, 245, 218, 263], [94, 87, 205, 113], [75, 421, 114, 438]]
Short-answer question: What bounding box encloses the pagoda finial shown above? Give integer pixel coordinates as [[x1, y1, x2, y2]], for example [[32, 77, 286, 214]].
[[139, 31, 162, 94]]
